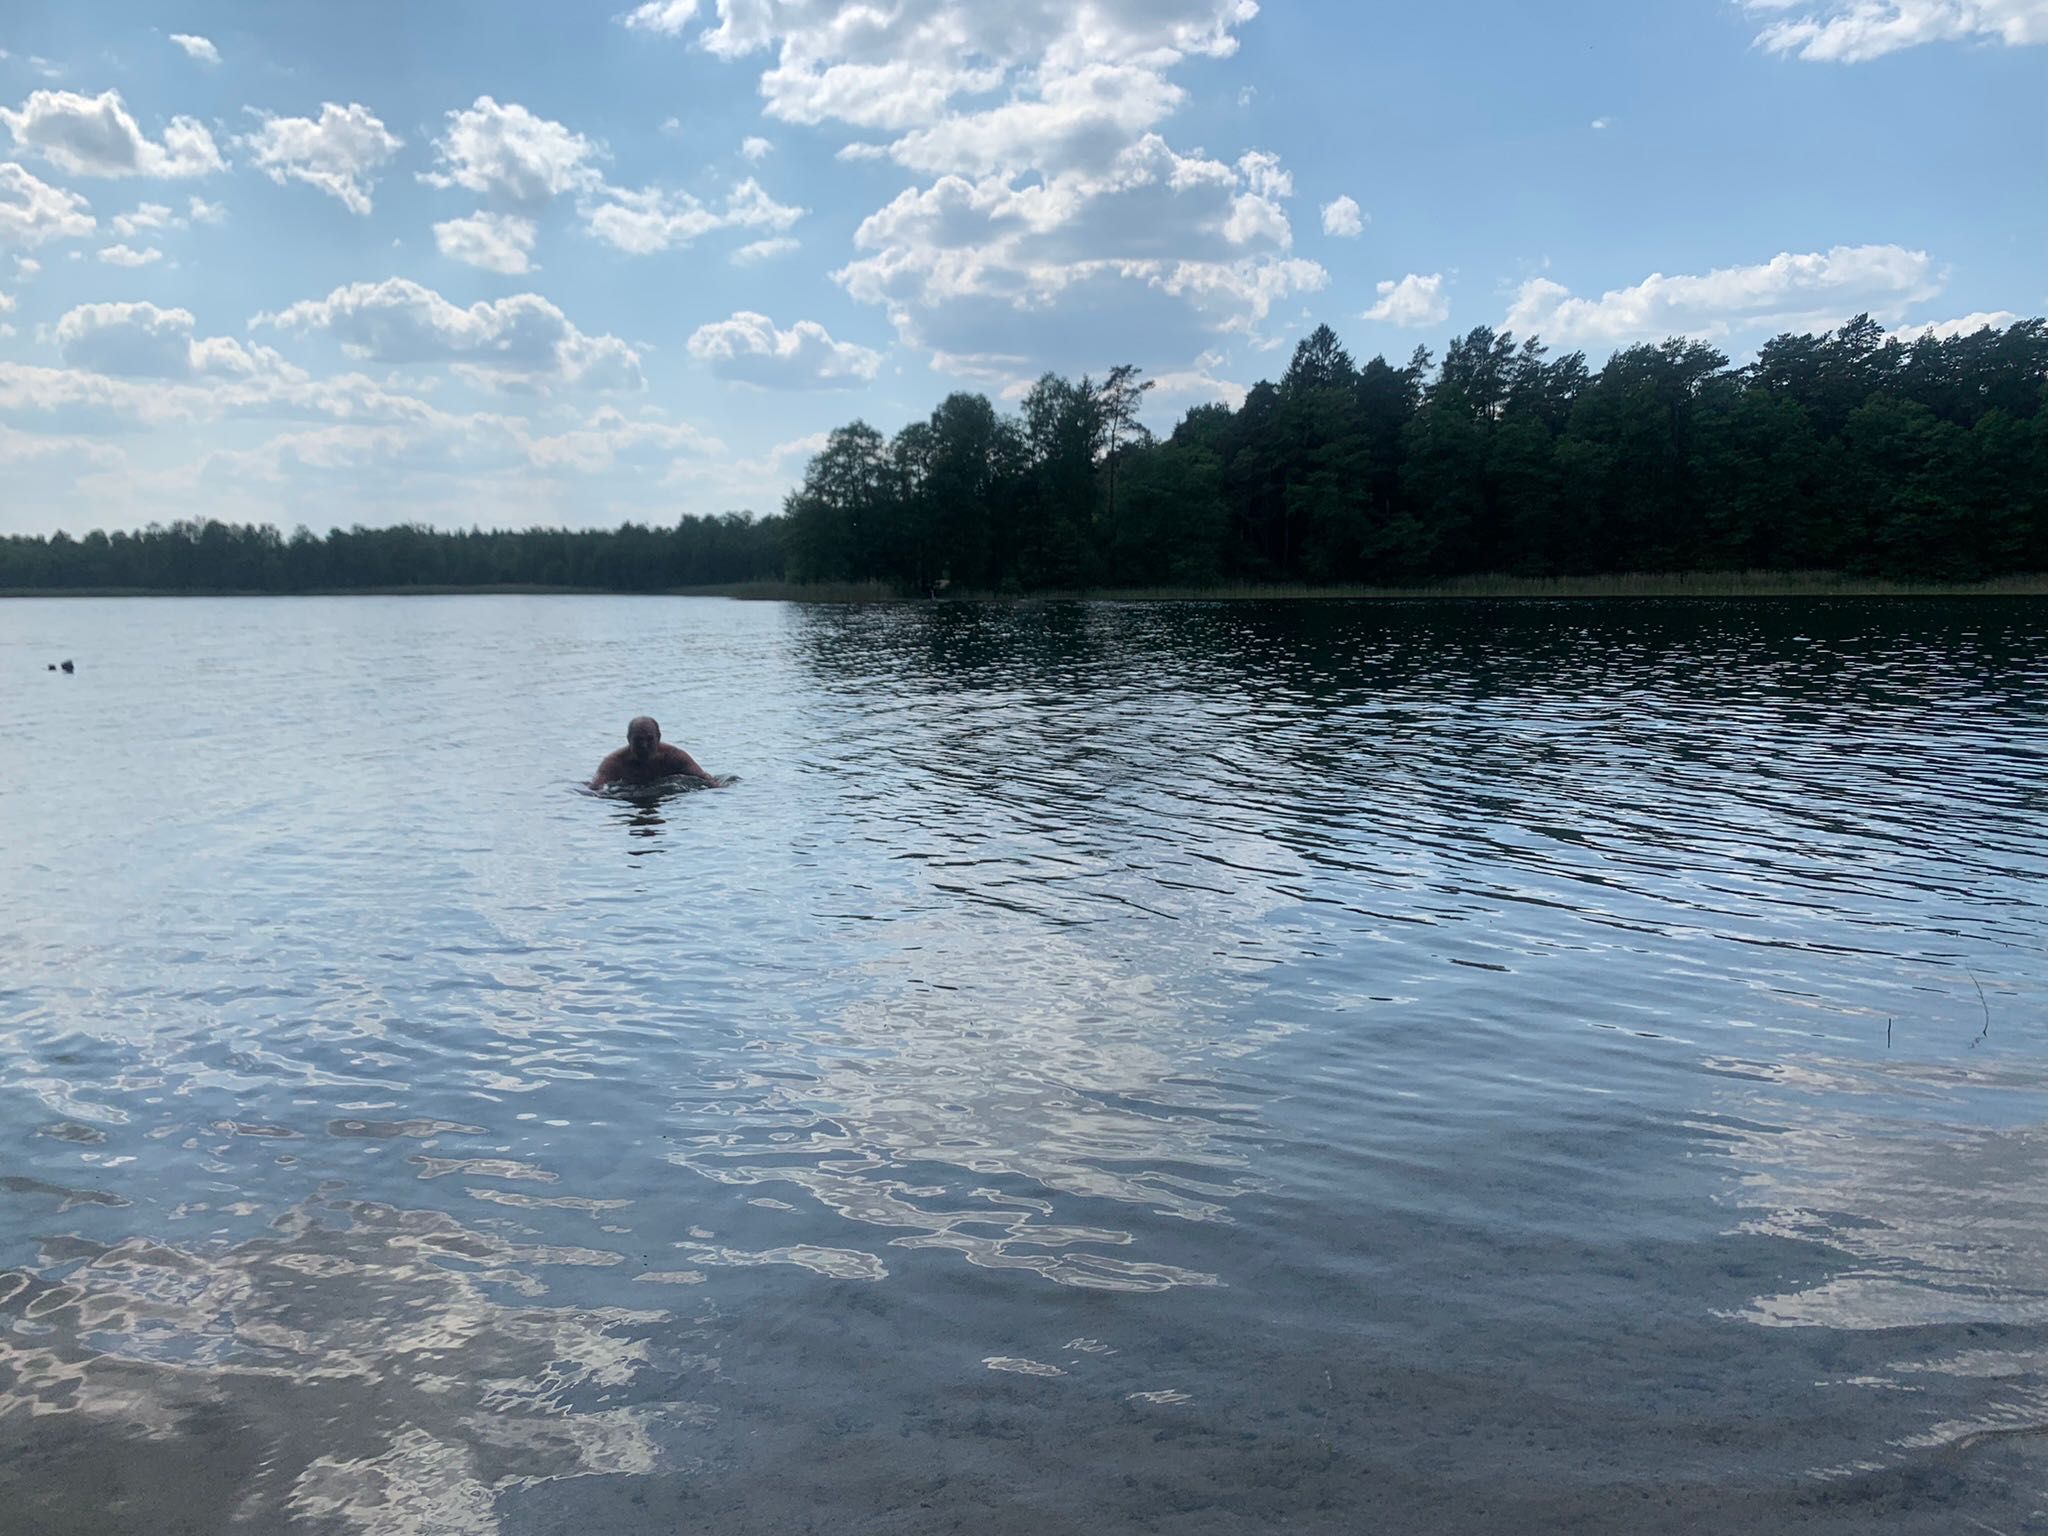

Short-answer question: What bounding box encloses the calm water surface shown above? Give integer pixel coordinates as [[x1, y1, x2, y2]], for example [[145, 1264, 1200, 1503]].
[[2, 595, 2046, 1535]]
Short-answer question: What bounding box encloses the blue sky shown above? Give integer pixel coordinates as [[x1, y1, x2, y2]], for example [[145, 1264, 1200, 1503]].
[[1, 0, 2042, 535]]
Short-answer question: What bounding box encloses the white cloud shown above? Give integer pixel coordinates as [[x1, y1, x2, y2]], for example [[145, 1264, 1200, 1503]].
[[111, 200, 177, 237], [741, 135, 773, 161], [240, 103, 402, 216], [620, 0, 700, 35], [686, 311, 882, 389], [837, 133, 1323, 383], [0, 290, 12, 313], [97, 242, 163, 266], [1893, 310, 2021, 341], [732, 235, 799, 264], [259, 277, 645, 392], [15, 256, 41, 278], [665, 1, 1317, 383], [0, 161, 96, 246], [188, 194, 225, 224], [169, 33, 220, 65], [55, 300, 291, 380], [1320, 195, 1364, 238], [585, 176, 804, 254], [1503, 245, 1941, 344], [1591, 117, 1612, 130], [1363, 273, 1450, 328], [0, 89, 224, 179], [422, 96, 603, 208], [689, 0, 1259, 130], [1745, 0, 2048, 61], [434, 211, 539, 274]]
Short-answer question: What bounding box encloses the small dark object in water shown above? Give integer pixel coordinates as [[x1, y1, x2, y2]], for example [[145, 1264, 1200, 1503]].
[[60, 659, 74, 674]]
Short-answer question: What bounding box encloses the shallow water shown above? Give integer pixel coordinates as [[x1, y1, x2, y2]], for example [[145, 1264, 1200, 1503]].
[[2, 594, 2045, 1535]]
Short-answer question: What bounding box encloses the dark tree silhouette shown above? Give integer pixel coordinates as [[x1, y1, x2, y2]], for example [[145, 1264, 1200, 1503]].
[[6, 315, 2043, 594]]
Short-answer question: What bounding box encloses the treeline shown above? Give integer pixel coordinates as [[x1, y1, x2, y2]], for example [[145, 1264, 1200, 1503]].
[[784, 315, 2048, 588], [0, 512, 785, 592], [4, 314, 2044, 595]]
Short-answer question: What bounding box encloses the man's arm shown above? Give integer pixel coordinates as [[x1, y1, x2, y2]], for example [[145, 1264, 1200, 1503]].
[[662, 744, 721, 785], [589, 748, 628, 789]]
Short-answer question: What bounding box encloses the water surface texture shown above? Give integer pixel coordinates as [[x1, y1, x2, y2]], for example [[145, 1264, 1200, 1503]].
[[3, 595, 2046, 1535]]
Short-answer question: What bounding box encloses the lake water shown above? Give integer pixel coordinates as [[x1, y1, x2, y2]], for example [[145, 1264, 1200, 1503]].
[[2, 594, 2046, 1535]]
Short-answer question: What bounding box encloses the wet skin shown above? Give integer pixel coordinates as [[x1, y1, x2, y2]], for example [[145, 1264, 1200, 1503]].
[[590, 717, 721, 789]]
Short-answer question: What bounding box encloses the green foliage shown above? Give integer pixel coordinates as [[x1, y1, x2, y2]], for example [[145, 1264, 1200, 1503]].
[[5, 315, 2043, 594], [0, 513, 785, 592]]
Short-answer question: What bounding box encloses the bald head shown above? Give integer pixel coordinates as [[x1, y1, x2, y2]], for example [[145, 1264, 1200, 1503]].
[[627, 716, 662, 761]]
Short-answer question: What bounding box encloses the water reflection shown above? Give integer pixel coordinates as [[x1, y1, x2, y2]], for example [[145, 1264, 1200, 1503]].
[[0, 1197, 706, 1536], [1, 594, 2044, 1533]]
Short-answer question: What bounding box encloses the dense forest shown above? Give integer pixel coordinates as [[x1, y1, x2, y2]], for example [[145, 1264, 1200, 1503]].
[[4, 315, 2044, 594]]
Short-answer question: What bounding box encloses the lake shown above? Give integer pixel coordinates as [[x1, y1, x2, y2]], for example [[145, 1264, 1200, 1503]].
[[2, 594, 2045, 1535]]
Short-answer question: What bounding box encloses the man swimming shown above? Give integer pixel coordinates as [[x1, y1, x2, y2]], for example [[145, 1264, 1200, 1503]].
[[589, 716, 724, 789]]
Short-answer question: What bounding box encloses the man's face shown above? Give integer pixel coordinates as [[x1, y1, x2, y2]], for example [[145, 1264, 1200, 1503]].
[[628, 721, 659, 761]]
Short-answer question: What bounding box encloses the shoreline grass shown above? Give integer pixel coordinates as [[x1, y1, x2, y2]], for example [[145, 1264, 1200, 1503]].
[[4, 571, 2045, 602]]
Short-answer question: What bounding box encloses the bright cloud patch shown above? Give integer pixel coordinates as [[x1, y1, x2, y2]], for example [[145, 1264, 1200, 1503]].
[[1745, 0, 2048, 61], [1363, 272, 1449, 328], [1504, 245, 1941, 343], [1321, 195, 1364, 238], [838, 133, 1323, 382], [56, 300, 287, 379], [422, 96, 603, 207], [687, 311, 882, 389], [260, 277, 644, 392], [585, 177, 804, 254], [620, 0, 700, 35], [169, 33, 220, 65], [434, 211, 539, 273], [241, 103, 403, 215], [0, 161, 95, 246], [97, 243, 162, 266], [1894, 309, 2022, 341], [0, 90, 224, 179], [732, 235, 799, 264], [651, 0, 1315, 383]]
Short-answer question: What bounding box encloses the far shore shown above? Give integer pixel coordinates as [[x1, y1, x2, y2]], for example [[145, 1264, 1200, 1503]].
[[4, 572, 2047, 603]]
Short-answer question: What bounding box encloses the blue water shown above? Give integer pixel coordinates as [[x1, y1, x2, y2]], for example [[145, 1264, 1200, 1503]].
[[2, 595, 2045, 1534]]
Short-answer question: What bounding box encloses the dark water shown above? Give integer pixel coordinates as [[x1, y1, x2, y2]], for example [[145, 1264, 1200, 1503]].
[[2, 595, 2046, 1536]]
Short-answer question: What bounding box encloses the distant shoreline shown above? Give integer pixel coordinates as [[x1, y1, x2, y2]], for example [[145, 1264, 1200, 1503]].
[[3, 573, 2046, 602]]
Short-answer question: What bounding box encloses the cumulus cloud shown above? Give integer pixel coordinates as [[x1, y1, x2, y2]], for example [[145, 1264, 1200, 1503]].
[[686, 0, 1258, 134], [741, 135, 773, 160], [110, 200, 178, 237], [0, 161, 96, 246], [1320, 195, 1364, 238], [434, 211, 539, 274], [98, 243, 163, 266], [1503, 245, 1941, 344], [422, 96, 603, 208], [0, 89, 224, 179], [259, 277, 644, 392], [169, 33, 220, 65], [1744, 0, 2048, 61], [188, 194, 225, 224], [732, 235, 799, 264], [658, 1, 1313, 382], [836, 133, 1323, 381], [1363, 273, 1449, 328], [687, 311, 882, 388], [55, 300, 291, 379], [240, 103, 402, 215], [620, 0, 700, 35], [1893, 310, 2022, 341], [585, 176, 804, 254]]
